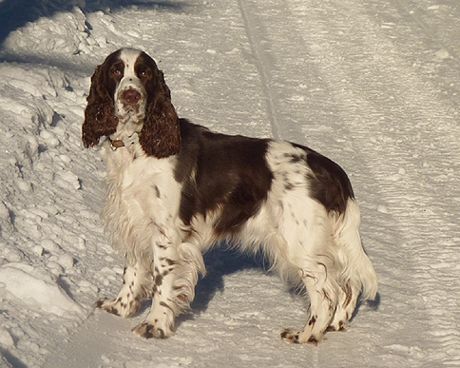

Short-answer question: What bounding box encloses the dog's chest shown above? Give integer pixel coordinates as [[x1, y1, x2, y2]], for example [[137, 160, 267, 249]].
[[103, 146, 182, 244]]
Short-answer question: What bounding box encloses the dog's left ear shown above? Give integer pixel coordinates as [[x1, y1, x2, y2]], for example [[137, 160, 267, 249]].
[[140, 68, 181, 158]]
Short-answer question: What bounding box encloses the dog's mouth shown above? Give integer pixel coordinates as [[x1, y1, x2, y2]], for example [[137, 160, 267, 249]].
[[122, 104, 143, 116], [115, 102, 145, 124], [116, 113, 145, 130]]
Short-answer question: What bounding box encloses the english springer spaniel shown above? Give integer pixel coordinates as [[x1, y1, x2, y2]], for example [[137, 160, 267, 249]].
[[82, 48, 377, 344]]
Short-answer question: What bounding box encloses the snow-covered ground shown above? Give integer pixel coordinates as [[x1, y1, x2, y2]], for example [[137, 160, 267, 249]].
[[0, 0, 459, 367]]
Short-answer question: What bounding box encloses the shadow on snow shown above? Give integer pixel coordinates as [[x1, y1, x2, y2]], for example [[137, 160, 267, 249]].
[[192, 246, 266, 313], [0, 0, 189, 47]]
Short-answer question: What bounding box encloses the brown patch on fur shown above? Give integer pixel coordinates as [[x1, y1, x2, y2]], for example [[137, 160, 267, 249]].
[[290, 143, 354, 214], [174, 121, 273, 234], [154, 274, 163, 286], [305, 150, 354, 214]]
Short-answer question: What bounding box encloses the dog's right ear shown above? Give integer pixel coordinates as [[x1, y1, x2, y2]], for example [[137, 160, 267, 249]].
[[82, 64, 119, 148]]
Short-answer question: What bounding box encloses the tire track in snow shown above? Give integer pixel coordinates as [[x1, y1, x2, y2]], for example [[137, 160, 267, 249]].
[[237, 0, 281, 139], [235, 0, 354, 150], [237, 0, 342, 144]]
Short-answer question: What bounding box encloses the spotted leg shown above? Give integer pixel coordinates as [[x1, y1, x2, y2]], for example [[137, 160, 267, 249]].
[[281, 263, 338, 344], [328, 281, 359, 331], [96, 262, 152, 318], [132, 240, 205, 339]]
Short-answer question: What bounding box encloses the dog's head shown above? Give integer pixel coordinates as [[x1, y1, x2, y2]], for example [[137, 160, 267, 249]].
[[82, 48, 180, 158]]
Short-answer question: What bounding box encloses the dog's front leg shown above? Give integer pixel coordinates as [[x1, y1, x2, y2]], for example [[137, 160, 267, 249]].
[[96, 262, 152, 318], [132, 236, 206, 339], [132, 231, 182, 338]]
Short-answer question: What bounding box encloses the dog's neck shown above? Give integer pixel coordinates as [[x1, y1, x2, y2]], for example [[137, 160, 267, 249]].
[[111, 113, 143, 140], [107, 114, 144, 157]]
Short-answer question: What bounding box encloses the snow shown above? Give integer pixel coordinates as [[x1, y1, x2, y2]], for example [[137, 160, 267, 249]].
[[0, 0, 459, 367], [0, 263, 82, 316]]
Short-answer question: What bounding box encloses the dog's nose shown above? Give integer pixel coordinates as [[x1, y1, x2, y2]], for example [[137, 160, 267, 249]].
[[121, 88, 141, 105]]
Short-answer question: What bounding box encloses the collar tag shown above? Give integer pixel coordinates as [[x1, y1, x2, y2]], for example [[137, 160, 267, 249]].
[[109, 133, 139, 151], [110, 139, 125, 150]]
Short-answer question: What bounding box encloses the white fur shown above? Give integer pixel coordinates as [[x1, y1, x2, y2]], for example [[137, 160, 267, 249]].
[[114, 49, 146, 131], [103, 141, 193, 337]]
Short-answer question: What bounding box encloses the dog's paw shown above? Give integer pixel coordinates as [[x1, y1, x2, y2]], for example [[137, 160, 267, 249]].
[[132, 321, 173, 339], [280, 328, 321, 345], [95, 296, 140, 318], [281, 328, 301, 344], [326, 319, 348, 332], [95, 298, 120, 316]]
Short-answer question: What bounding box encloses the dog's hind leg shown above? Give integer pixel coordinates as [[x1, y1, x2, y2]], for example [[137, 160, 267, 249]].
[[277, 197, 339, 344]]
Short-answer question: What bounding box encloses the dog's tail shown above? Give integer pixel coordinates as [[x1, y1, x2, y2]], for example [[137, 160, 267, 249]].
[[333, 199, 378, 301]]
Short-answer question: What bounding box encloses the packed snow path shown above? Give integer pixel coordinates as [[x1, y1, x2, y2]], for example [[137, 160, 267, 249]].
[[0, 0, 459, 367]]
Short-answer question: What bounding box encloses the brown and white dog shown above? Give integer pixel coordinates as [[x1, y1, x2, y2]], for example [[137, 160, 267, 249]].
[[82, 48, 377, 344]]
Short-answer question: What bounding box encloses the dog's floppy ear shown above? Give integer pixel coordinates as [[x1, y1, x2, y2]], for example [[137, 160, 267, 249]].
[[82, 64, 119, 148], [139, 66, 181, 158]]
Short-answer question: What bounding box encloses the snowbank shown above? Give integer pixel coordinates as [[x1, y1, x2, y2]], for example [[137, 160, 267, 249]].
[[0, 263, 82, 316]]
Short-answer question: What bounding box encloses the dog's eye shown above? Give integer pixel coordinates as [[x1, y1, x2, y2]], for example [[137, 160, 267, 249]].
[[139, 69, 150, 78], [111, 63, 123, 78]]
